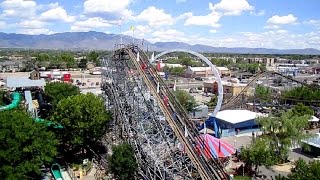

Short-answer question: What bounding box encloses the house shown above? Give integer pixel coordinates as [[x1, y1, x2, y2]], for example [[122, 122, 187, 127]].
[[203, 78, 247, 96], [30, 70, 41, 80], [86, 62, 95, 69], [212, 110, 266, 137], [0, 61, 24, 72], [216, 67, 231, 77], [185, 66, 213, 78]]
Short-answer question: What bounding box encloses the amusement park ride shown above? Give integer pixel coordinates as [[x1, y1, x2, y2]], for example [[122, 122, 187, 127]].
[[100, 44, 311, 180]]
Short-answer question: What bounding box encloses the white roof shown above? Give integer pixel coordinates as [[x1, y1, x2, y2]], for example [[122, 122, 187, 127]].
[[160, 63, 184, 68], [189, 67, 211, 72], [214, 110, 258, 124], [6, 77, 46, 88], [216, 67, 229, 71]]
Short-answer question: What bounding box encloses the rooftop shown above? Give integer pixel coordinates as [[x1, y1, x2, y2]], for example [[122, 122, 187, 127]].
[[6, 77, 46, 88], [302, 133, 320, 149], [213, 110, 260, 124]]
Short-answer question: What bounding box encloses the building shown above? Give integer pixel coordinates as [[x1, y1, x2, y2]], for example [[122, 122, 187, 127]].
[[216, 67, 231, 77], [302, 133, 320, 156], [203, 78, 247, 96], [6, 77, 46, 90], [86, 62, 95, 70], [159, 63, 184, 69], [213, 110, 266, 137], [185, 66, 231, 78], [185, 66, 212, 78], [30, 70, 41, 80], [40, 70, 72, 82], [0, 61, 25, 72]]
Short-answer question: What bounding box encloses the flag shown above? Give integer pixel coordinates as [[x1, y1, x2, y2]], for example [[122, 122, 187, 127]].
[[184, 124, 188, 137], [151, 52, 154, 62], [136, 52, 140, 62], [130, 25, 135, 31], [157, 82, 160, 93]]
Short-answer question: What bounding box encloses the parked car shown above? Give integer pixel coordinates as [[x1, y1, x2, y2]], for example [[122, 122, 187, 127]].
[[195, 77, 203, 81]]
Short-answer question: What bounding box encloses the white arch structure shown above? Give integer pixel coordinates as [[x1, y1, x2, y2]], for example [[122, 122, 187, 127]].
[[150, 49, 223, 116]]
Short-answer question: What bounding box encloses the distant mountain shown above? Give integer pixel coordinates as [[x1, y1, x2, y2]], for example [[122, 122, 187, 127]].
[[0, 31, 319, 55]]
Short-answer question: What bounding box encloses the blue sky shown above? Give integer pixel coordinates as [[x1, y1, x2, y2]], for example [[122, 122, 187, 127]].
[[0, 0, 319, 49]]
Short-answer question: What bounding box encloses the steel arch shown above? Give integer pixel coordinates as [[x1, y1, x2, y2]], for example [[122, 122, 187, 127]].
[[151, 49, 223, 116]]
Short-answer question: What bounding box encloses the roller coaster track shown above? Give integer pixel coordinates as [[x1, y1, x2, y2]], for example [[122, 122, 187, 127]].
[[102, 45, 229, 180], [221, 70, 311, 110]]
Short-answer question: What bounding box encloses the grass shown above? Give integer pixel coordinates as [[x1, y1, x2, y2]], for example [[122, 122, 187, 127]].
[[234, 176, 251, 180]]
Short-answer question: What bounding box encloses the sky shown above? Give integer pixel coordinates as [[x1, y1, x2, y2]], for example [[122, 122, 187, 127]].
[[0, 0, 319, 49]]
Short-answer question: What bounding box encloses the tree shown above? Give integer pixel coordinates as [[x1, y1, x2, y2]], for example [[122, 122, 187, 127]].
[[59, 53, 76, 68], [291, 103, 313, 117], [174, 90, 197, 112], [45, 82, 80, 106], [108, 143, 137, 180], [88, 51, 100, 66], [36, 53, 50, 62], [240, 138, 277, 175], [0, 110, 58, 179], [206, 96, 218, 108], [78, 58, 88, 69], [258, 110, 310, 162], [255, 85, 271, 102], [286, 158, 320, 180], [51, 93, 111, 152]]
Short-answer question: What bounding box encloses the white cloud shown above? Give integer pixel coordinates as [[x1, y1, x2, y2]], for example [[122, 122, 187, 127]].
[[211, 0, 254, 16], [184, 11, 222, 28], [183, 0, 253, 28], [0, 21, 6, 29], [40, 6, 75, 22], [19, 20, 47, 29], [305, 19, 320, 29], [122, 25, 152, 39], [19, 28, 54, 35], [1, 0, 37, 17], [83, 0, 132, 18], [267, 14, 297, 25], [136, 6, 174, 27], [71, 17, 112, 32], [210, 29, 217, 33], [250, 10, 265, 16], [149, 29, 187, 42]]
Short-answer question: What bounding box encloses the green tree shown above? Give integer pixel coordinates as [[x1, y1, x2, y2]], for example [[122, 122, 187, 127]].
[[0, 110, 58, 179], [108, 143, 137, 180], [258, 110, 310, 162], [206, 96, 218, 108], [45, 82, 80, 106], [255, 85, 271, 102], [36, 53, 50, 62], [291, 103, 313, 117], [240, 138, 277, 174], [88, 51, 100, 66], [51, 93, 111, 152], [59, 53, 76, 68], [174, 90, 197, 112], [285, 158, 320, 180], [0, 90, 5, 106], [78, 58, 88, 69]]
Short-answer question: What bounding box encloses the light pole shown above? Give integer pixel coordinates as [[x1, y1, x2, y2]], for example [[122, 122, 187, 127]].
[[119, 18, 123, 45]]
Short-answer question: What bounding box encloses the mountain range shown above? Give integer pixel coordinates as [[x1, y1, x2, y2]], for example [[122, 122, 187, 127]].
[[0, 31, 319, 55]]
